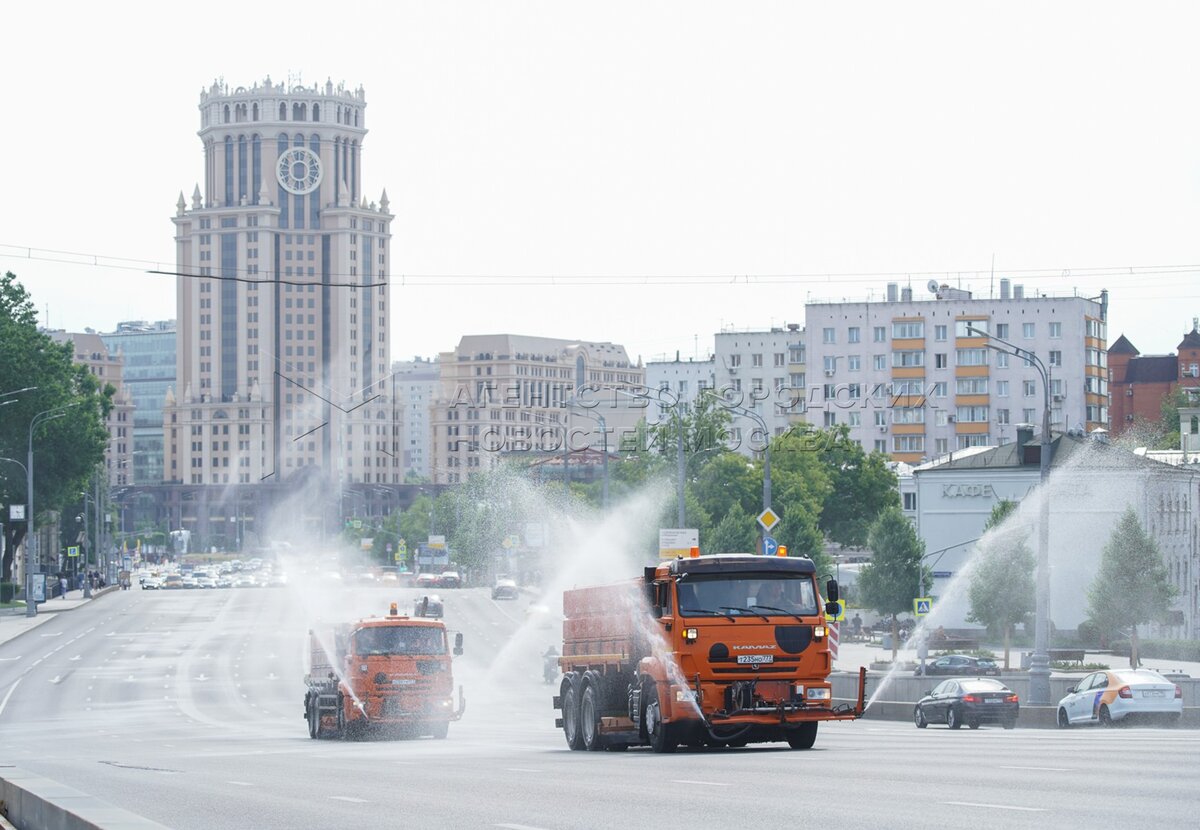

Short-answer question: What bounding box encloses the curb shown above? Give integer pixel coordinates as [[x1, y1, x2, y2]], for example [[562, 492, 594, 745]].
[[0, 766, 170, 830]]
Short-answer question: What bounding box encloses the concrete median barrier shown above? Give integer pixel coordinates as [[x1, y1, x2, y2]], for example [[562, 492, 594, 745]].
[[0, 767, 170, 830]]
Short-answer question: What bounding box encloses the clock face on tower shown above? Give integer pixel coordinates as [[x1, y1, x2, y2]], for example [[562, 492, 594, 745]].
[[276, 147, 323, 195]]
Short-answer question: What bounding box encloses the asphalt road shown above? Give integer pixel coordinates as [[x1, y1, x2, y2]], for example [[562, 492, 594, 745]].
[[0, 581, 1196, 830]]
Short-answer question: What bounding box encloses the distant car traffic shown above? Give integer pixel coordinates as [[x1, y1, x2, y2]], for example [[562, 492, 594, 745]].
[[1057, 669, 1183, 727], [437, 570, 462, 589], [413, 595, 444, 618], [491, 579, 519, 600], [141, 577, 163, 590], [914, 678, 1019, 729], [415, 573, 438, 589], [917, 654, 1001, 677]]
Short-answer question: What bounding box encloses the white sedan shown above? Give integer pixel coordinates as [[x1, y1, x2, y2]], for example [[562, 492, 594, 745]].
[[1057, 669, 1183, 727]]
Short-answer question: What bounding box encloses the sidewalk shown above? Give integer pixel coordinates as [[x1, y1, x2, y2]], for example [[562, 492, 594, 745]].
[[0, 587, 117, 648]]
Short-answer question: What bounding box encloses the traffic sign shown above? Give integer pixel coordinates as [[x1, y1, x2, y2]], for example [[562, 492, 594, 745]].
[[762, 536, 779, 556], [386, 543, 393, 553], [829, 599, 846, 621], [914, 597, 933, 616], [66, 545, 80, 558], [8, 505, 25, 521], [756, 508, 780, 532]]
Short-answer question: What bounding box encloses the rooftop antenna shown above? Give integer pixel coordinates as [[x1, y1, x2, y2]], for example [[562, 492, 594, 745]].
[[990, 253, 995, 298]]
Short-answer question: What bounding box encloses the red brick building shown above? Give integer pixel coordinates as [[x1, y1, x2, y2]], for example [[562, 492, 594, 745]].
[[1109, 324, 1200, 435]]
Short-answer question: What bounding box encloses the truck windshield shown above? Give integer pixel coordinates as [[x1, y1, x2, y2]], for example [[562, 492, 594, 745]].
[[355, 627, 447, 656], [677, 574, 817, 618]]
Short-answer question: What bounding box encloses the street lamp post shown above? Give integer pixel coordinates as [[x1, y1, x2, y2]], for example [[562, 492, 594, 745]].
[[967, 325, 1054, 705], [26, 405, 73, 617], [707, 393, 772, 548], [565, 400, 609, 510]]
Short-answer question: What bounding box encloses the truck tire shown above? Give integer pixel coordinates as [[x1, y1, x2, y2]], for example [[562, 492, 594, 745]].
[[580, 682, 605, 752], [306, 698, 319, 739], [561, 680, 584, 751], [645, 685, 676, 754], [429, 721, 449, 740], [786, 722, 818, 749]]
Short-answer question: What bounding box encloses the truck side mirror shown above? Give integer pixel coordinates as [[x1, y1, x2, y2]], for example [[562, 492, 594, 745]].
[[825, 578, 840, 603], [453, 632, 463, 656]]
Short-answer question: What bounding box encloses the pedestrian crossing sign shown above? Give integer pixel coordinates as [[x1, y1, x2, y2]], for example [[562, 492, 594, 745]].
[[914, 597, 933, 616], [67, 545, 80, 558]]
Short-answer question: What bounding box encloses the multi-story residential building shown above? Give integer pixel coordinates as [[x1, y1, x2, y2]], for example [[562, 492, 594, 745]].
[[48, 331, 134, 486], [430, 334, 645, 484], [913, 427, 1199, 637], [159, 78, 396, 544], [644, 354, 716, 427], [1108, 321, 1200, 435], [804, 280, 1109, 463], [712, 324, 807, 455], [100, 320, 176, 485], [390, 357, 440, 481]]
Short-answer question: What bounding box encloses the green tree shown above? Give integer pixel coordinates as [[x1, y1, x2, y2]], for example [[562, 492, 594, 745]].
[[706, 505, 759, 554], [814, 425, 899, 547], [0, 272, 112, 582], [1154, 387, 1191, 451], [1087, 507, 1176, 668], [965, 500, 1034, 668], [858, 505, 929, 659]]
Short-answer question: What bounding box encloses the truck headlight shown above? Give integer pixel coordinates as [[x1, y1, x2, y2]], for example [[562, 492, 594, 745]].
[[813, 626, 826, 640], [683, 628, 698, 643], [806, 688, 831, 700], [675, 690, 696, 703]]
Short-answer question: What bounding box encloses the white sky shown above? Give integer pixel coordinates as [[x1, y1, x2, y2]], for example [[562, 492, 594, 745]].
[[4, 1, 1199, 364]]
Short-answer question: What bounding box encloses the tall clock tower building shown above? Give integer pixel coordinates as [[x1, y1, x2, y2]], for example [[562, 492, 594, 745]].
[[164, 78, 396, 519]]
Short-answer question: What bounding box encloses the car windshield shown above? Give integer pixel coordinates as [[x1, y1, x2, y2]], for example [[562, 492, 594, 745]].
[[960, 679, 1008, 692], [677, 574, 817, 617], [355, 627, 446, 656]]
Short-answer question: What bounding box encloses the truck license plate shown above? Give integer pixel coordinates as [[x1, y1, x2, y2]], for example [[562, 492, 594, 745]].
[[737, 654, 774, 664]]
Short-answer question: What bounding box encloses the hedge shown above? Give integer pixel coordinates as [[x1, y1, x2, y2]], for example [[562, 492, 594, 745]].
[[1109, 639, 1200, 662]]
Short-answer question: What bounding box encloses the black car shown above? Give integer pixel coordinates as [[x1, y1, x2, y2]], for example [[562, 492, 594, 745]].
[[916, 654, 1001, 677], [914, 678, 1019, 730]]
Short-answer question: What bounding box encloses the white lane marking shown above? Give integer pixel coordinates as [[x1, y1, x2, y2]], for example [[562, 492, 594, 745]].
[[49, 675, 64, 684], [329, 796, 367, 803], [0, 678, 23, 718], [998, 765, 1075, 772], [0, 656, 22, 662], [69, 655, 81, 661], [227, 781, 253, 786], [942, 802, 1047, 813], [506, 768, 541, 773], [40, 632, 62, 638], [671, 780, 730, 787], [496, 824, 551, 830], [195, 674, 208, 681]]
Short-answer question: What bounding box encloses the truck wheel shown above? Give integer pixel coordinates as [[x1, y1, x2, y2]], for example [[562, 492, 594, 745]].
[[429, 721, 449, 740], [306, 699, 319, 739], [581, 682, 605, 752], [561, 682, 584, 751], [786, 722, 818, 749], [645, 686, 676, 754]]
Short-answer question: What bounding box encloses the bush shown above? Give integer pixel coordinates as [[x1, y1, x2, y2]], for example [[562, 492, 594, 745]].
[[1051, 661, 1110, 672], [1109, 639, 1200, 662], [0, 582, 15, 603]]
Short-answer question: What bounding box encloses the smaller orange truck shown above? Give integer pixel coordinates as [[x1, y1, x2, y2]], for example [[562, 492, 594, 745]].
[[304, 602, 465, 739]]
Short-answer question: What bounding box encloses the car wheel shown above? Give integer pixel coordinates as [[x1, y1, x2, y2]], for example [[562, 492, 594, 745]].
[[914, 707, 928, 729], [1002, 718, 1017, 730], [968, 718, 981, 730], [947, 706, 961, 730], [1057, 708, 1070, 729], [1099, 705, 1114, 728]]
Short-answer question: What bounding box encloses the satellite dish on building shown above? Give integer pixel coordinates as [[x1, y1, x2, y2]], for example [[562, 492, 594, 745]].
[[927, 279, 940, 295]]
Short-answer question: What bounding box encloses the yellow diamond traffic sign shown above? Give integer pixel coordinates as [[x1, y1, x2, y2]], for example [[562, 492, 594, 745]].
[[756, 508, 780, 532]]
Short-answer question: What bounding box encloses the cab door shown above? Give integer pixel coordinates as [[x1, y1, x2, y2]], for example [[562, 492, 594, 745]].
[[1066, 673, 1100, 724]]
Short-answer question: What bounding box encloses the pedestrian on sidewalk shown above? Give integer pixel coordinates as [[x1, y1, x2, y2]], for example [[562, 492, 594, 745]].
[[59, 576, 68, 598]]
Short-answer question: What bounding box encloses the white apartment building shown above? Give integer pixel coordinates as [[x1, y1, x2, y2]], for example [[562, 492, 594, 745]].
[[163, 78, 397, 488], [804, 281, 1110, 464], [712, 325, 807, 455], [644, 355, 716, 427], [390, 357, 439, 481], [430, 334, 645, 484]]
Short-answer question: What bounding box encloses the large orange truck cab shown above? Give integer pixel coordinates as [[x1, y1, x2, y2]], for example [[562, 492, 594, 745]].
[[304, 603, 466, 740], [553, 553, 865, 752]]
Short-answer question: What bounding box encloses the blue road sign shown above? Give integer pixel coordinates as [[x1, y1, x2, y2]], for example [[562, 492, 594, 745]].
[[763, 536, 779, 556]]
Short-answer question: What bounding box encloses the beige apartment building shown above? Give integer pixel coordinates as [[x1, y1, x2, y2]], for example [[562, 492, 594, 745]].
[[163, 78, 396, 491], [430, 335, 646, 484], [48, 331, 135, 486]]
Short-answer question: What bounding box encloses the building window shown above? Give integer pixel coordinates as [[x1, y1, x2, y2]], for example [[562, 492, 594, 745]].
[[848, 412, 861, 426], [903, 492, 918, 511], [996, 352, 1009, 369], [996, 408, 1010, 424], [956, 320, 987, 338], [848, 355, 861, 371], [935, 410, 949, 426], [935, 325, 947, 341], [1023, 322, 1035, 338], [774, 352, 785, 367], [823, 328, 836, 344], [894, 435, 924, 452], [892, 321, 924, 339], [957, 434, 989, 449], [956, 378, 988, 395], [875, 439, 887, 453], [935, 438, 948, 454], [873, 326, 887, 342], [997, 380, 1009, 397], [1023, 380, 1036, 397], [873, 354, 886, 371], [729, 354, 741, 368], [1023, 408, 1036, 422], [893, 350, 924, 368], [956, 405, 989, 423], [1049, 350, 1062, 367], [935, 353, 948, 368], [752, 353, 763, 368], [995, 323, 1009, 339], [823, 411, 837, 426], [956, 348, 988, 366], [893, 407, 925, 424], [1049, 322, 1062, 338], [848, 327, 861, 344], [933, 382, 947, 398]]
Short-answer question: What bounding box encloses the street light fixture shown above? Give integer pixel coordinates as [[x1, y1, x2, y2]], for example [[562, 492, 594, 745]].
[[966, 324, 1054, 706]]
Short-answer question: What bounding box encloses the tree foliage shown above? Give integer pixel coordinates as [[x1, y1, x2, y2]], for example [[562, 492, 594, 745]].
[[1086, 507, 1176, 668], [0, 272, 112, 582], [815, 425, 899, 547], [965, 500, 1035, 668], [858, 505, 928, 657]]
